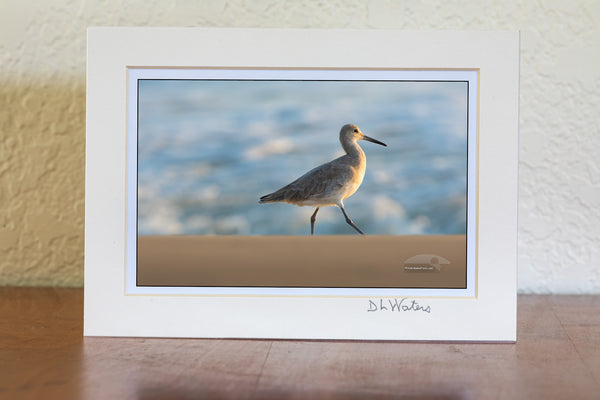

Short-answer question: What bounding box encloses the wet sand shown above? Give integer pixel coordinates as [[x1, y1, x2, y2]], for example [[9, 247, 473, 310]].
[[137, 235, 467, 288]]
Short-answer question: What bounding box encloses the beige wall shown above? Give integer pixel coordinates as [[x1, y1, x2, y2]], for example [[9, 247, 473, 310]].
[[0, 0, 599, 292]]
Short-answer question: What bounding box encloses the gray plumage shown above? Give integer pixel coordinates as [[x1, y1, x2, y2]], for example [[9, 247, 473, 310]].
[[259, 124, 387, 235]]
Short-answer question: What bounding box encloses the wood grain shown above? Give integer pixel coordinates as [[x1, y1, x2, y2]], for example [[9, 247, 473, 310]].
[[1, 288, 599, 399]]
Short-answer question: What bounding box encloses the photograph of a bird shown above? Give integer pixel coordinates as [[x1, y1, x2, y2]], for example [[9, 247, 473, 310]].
[[259, 124, 387, 235]]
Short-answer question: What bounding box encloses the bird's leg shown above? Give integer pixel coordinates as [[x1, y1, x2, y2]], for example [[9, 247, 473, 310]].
[[310, 207, 320, 235], [338, 205, 365, 235]]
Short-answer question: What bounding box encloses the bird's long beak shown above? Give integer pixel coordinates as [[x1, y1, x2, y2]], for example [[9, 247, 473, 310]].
[[361, 134, 387, 147]]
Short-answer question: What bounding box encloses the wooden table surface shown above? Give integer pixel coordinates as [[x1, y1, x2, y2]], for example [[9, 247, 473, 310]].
[[1, 288, 599, 399]]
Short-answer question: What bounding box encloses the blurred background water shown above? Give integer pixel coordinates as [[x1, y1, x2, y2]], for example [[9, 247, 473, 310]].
[[137, 79, 468, 236]]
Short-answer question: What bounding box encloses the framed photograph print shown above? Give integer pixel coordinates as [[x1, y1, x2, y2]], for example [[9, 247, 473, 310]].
[[85, 28, 519, 341]]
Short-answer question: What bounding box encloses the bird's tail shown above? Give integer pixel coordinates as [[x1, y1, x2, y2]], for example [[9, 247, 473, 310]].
[[259, 192, 284, 204]]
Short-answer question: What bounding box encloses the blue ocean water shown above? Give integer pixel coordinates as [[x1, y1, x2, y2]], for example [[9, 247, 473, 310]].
[[137, 79, 468, 236]]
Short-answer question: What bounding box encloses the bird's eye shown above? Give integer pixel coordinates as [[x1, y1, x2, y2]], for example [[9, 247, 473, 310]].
[[353, 129, 358, 133]]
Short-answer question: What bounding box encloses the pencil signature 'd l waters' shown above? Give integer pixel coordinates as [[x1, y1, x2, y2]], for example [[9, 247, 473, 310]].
[[367, 298, 432, 313], [259, 124, 387, 235]]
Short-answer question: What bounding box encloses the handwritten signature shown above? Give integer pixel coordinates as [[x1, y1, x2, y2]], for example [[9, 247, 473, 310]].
[[367, 298, 431, 314]]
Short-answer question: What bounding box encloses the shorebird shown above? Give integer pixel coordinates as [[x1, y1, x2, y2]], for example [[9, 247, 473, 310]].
[[259, 124, 387, 235]]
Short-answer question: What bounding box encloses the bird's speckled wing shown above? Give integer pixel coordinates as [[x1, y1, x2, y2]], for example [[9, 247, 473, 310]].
[[260, 155, 355, 205]]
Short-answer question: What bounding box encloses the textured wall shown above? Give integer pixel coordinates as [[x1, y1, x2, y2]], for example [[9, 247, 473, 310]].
[[0, 0, 598, 292]]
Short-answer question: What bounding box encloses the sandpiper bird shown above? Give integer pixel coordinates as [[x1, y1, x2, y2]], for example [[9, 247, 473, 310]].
[[259, 124, 387, 235]]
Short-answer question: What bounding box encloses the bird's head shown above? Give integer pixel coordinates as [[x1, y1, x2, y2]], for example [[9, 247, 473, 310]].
[[340, 124, 387, 147]]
